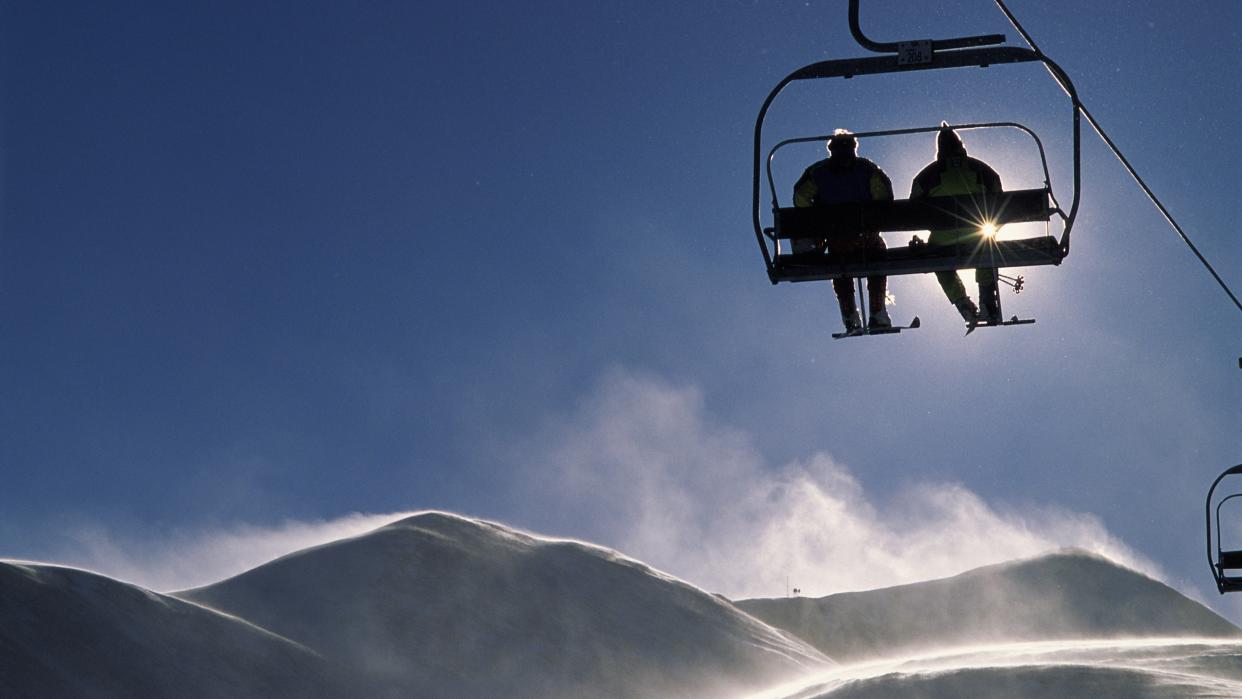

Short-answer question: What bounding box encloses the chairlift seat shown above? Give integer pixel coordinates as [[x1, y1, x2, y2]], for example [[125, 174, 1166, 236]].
[[768, 188, 1064, 281], [774, 235, 1064, 281], [1217, 550, 1242, 570], [1218, 576, 1242, 593]]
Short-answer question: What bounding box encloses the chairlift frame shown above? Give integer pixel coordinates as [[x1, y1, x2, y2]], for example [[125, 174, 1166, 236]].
[[1205, 464, 1242, 594], [768, 122, 1065, 283], [752, 0, 1083, 286]]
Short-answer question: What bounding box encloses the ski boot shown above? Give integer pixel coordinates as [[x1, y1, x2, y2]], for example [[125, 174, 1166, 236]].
[[978, 299, 1001, 325], [978, 278, 1001, 325], [868, 306, 892, 330], [842, 309, 863, 334]]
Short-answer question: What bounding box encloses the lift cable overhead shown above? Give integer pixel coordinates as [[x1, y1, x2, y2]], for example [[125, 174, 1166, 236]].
[[991, 0, 1242, 316]]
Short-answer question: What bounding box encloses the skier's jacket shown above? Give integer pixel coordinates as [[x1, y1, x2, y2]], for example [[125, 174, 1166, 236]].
[[793, 155, 893, 210], [909, 153, 1003, 244]]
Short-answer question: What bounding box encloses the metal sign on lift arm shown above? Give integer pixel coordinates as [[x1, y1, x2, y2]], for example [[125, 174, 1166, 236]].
[[897, 40, 933, 65]]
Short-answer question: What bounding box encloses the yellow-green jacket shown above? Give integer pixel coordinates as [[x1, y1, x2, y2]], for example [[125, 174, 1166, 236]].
[[909, 155, 1002, 245]]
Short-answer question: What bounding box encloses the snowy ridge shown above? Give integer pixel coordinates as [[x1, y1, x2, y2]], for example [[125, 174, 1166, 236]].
[[736, 549, 1241, 663], [177, 511, 828, 698], [6, 516, 1242, 698]]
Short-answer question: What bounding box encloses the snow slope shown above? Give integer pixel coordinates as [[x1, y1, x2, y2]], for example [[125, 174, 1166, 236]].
[[756, 639, 1242, 699], [0, 562, 338, 698], [736, 550, 1241, 663], [178, 512, 828, 698]]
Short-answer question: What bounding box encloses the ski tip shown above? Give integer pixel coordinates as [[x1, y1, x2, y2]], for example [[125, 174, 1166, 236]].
[[909, 316, 921, 329]]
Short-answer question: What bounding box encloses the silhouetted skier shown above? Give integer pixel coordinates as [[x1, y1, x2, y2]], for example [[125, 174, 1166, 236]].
[[910, 124, 1005, 324], [793, 129, 894, 332]]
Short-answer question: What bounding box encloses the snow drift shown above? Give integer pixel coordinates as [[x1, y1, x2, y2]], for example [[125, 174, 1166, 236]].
[[759, 639, 1242, 699], [736, 549, 1241, 663]]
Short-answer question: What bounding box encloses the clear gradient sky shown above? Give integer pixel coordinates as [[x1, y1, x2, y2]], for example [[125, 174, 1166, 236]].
[[2, 1, 1240, 614]]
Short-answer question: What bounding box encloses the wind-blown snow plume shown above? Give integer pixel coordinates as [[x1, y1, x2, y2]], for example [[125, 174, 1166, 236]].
[[510, 369, 1158, 599], [44, 511, 412, 592], [34, 369, 1155, 600]]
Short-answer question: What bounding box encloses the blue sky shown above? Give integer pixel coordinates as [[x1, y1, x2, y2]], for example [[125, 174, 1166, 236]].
[[2, 1, 1239, 610]]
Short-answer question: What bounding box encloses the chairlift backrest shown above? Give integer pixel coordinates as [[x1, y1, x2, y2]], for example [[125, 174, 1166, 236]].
[[774, 188, 1053, 238]]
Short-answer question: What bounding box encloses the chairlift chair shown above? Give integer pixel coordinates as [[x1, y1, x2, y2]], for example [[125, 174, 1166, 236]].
[[1205, 465, 1242, 594], [751, 0, 1083, 332], [767, 123, 1067, 282]]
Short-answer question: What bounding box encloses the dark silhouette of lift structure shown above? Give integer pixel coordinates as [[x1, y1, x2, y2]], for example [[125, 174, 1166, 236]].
[[752, 0, 1083, 334], [1206, 465, 1242, 594]]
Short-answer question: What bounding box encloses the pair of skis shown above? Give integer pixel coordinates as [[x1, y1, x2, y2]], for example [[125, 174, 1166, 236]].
[[832, 316, 920, 340], [831, 315, 1035, 340], [830, 276, 1033, 340]]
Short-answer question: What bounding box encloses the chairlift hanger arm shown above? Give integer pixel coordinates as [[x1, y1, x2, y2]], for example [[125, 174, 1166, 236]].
[[787, 46, 1040, 81], [849, 0, 1004, 53]]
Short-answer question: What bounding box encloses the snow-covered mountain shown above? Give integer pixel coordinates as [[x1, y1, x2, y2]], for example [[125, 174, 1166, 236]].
[[736, 550, 1241, 663], [5, 515, 1242, 698], [177, 512, 826, 698]]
